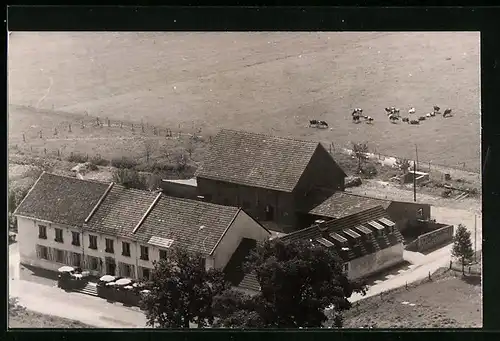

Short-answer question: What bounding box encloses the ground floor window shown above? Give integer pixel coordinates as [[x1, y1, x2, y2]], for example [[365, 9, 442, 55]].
[[88, 256, 100, 271], [55, 249, 65, 264], [140, 267, 151, 280], [343, 263, 349, 272], [119, 262, 135, 278], [36, 245, 48, 260], [71, 252, 82, 267]]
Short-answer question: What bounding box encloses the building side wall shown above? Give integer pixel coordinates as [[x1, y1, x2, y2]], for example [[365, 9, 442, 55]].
[[197, 177, 296, 229], [386, 201, 431, 231], [18, 217, 85, 271], [348, 243, 404, 280], [295, 146, 346, 195], [213, 211, 270, 269]]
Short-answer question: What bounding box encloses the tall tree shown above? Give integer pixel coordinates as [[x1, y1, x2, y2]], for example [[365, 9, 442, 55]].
[[215, 239, 367, 328], [451, 224, 474, 275], [395, 157, 411, 175], [141, 247, 227, 328], [352, 142, 369, 174], [112, 168, 148, 190]]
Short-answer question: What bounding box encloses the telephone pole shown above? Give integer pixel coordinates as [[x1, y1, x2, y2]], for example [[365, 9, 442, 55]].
[[415, 144, 419, 171], [413, 160, 417, 202]]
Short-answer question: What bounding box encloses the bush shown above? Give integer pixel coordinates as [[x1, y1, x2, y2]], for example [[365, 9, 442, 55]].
[[441, 189, 452, 198], [89, 154, 109, 166], [66, 153, 88, 163], [111, 157, 138, 169], [361, 163, 378, 178], [88, 163, 99, 171], [112, 168, 148, 190]]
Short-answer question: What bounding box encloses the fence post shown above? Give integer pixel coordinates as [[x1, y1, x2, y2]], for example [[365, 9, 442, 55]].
[[58, 149, 60, 157], [44, 148, 47, 155], [131, 124, 135, 132], [428, 271, 431, 280], [405, 281, 408, 290], [449, 260, 452, 269], [54, 127, 58, 135], [68, 124, 72, 133], [30, 146, 33, 152], [107, 118, 110, 127], [120, 122, 123, 129], [23, 134, 26, 142], [39, 131, 43, 139]]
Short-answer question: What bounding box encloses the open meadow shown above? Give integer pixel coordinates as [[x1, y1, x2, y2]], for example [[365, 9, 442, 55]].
[[8, 32, 480, 171]]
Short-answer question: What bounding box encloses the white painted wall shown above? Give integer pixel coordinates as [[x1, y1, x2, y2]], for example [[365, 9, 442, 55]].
[[17, 216, 85, 272], [213, 210, 270, 269], [347, 243, 404, 280]]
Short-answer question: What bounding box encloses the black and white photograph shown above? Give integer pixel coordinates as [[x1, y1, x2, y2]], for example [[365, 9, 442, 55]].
[[8, 31, 481, 329]]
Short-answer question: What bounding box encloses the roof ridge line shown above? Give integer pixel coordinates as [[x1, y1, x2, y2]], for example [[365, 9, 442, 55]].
[[219, 128, 319, 146], [42, 171, 109, 185], [84, 182, 115, 223], [132, 192, 162, 234]]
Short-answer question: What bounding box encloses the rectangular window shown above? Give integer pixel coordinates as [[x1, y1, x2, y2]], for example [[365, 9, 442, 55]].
[[89, 257, 99, 270], [71, 232, 80, 246], [55, 249, 64, 263], [122, 242, 131, 257], [343, 263, 349, 272], [159, 249, 168, 260], [89, 235, 98, 250], [105, 238, 114, 253], [140, 246, 149, 261], [142, 267, 151, 280], [72, 253, 82, 267], [55, 228, 64, 243], [38, 225, 47, 239], [38, 245, 48, 260]]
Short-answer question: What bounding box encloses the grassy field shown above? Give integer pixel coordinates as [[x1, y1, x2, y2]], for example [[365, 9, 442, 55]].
[[343, 269, 482, 329], [8, 32, 480, 171], [9, 298, 93, 329]]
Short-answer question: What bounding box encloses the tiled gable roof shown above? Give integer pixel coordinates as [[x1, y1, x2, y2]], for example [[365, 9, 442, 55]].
[[134, 196, 241, 255], [85, 184, 159, 239], [13, 172, 109, 227], [302, 190, 392, 219], [195, 129, 320, 192], [279, 206, 403, 262]]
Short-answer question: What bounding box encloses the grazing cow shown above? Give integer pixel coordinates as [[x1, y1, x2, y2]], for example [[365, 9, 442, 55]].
[[364, 116, 374, 123], [426, 113, 431, 118], [418, 116, 426, 121], [385, 107, 393, 114], [402, 117, 409, 123], [318, 120, 328, 128], [430, 111, 436, 117], [409, 119, 420, 125], [389, 114, 399, 123], [433, 105, 440, 112], [408, 107, 416, 114], [309, 119, 319, 127], [443, 108, 452, 117]]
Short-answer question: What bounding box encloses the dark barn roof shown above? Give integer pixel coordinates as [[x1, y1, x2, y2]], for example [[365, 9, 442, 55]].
[[280, 206, 403, 262], [14, 172, 109, 227], [195, 129, 321, 192], [302, 190, 392, 219]]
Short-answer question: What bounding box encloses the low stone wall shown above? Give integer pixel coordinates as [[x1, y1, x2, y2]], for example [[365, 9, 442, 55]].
[[406, 225, 454, 253]]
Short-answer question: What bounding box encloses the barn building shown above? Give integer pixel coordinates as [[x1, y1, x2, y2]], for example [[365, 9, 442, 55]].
[[195, 129, 347, 233], [226, 205, 405, 295]]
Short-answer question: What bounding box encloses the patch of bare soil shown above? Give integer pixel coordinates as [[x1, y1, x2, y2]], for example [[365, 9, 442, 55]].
[[343, 269, 482, 329]]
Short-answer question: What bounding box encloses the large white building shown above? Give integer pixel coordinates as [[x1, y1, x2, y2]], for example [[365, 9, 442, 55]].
[[14, 172, 271, 280]]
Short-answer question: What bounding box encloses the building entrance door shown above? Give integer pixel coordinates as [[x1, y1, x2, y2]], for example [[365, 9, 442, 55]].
[[105, 258, 116, 276]]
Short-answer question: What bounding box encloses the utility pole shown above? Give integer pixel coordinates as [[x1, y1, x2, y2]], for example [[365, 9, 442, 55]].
[[413, 159, 417, 202], [415, 144, 419, 172]]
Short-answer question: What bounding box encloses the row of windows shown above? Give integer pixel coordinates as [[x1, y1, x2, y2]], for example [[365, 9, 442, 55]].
[[36, 245, 152, 280], [38, 225, 168, 261]]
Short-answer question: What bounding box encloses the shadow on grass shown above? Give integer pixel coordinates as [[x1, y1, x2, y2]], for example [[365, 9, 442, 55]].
[[462, 275, 481, 286]]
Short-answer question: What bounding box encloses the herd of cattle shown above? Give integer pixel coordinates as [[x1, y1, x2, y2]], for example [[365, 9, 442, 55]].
[[309, 106, 453, 128]]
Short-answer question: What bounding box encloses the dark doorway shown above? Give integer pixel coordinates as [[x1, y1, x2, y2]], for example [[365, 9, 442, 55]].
[[105, 258, 116, 276], [265, 205, 275, 221]]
